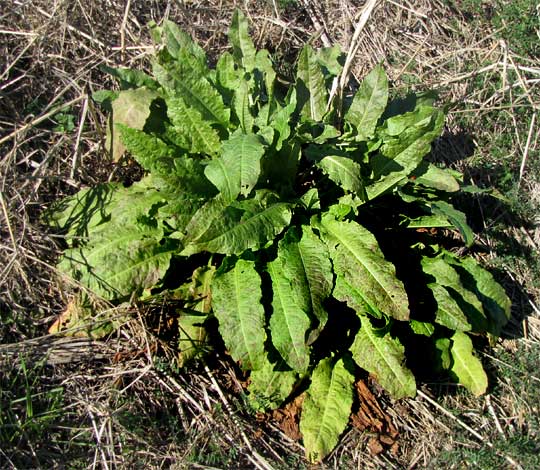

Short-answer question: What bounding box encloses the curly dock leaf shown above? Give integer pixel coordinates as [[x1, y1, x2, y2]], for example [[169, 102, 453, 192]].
[[450, 331, 488, 396], [153, 58, 229, 128], [181, 191, 292, 256], [233, 79, 255, 132], [60, 224, 173, 301], [319, 214, 410, 321], [296, 45, 327, 122], [300, 357, 354, 463], [204, 133, 265, 201], [345, 65, 388, 141], [229, 10, 256, 72], [317, 155, 365, 195], [267, 231, 312, 373], [429, 200, 474, 247], [211, 259, 267, 370], [350, 315, 416, 399], [422, 255, 489, 333], [166, 95, 221, 156], [446, 254, 511, 336], [108, 87, 159, 161], [295, 226, 333, 342], [160, 20, 207, 64], [248, 356, 297, 411], [366, 108, 444, 199]]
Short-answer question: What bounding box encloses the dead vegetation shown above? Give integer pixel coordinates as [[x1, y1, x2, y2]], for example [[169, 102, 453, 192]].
[[1, 0, 539, 468]]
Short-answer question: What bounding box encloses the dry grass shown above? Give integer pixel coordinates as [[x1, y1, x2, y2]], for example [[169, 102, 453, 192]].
[[1, 0, 539, 468]]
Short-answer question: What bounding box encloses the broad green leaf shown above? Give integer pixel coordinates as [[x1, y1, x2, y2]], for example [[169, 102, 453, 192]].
[[410, 320, 435, 337], [318, 214, 410, 321], [428, 283, 473, 332], [412, 162, 460, 192], [429, 201, 474, 247], [233, 79, 255, 132], [300, 357, 354, 463], [60, 223, 173, 301], [335, 194, 364, 215], [46, 183, 122, 239], [166, 96, 221, 156], [92, 90, 119, 106], [118, 125, 174, 171], [108, 87, 159, 161], [157, 44, 211, 86], [317, 155, 365, 195], [296, 226, 333, 340], [379, 105, 441, 152], [366, 108, 444, 200], [268, 255, 311, 373], [404, 214, 453, 229], [316, 45, 343, 76], [261, 141, 301, 196], [184, 265, 216, 309], [299, 188, 320, 211], [256, 125, 274, 147], [255, 49, 276, 101], [229, 10, 256, 72], [179, 194, 229, 245], [267, 227, 332, 371], [157, 192, 204, 234], [296, 45, 327, 122], [178, 312, 208, 367], [350, 315, 416, 399], [270, 99, 296, 151], [119, 127, 215, 199], [154, 62, 229, 128], [345, 65, 388, 141], [205, 133, 265, 201], [181, 191, 292, 255], [298, 123, 340, 144], [216, 52, 241, 91], [422, 256, 488, 332], [435, 337, 452, 371], [211, 259, 266, 370], [248, 356, 297, 411], [255, 103, 271, 129], [47, 178, 166, 242], [161, 20, 207, 64], [304, 143, 347, 162], [446, 254, 511, 336], [385, 108, 434, 137], [450, 331, 488, 396]]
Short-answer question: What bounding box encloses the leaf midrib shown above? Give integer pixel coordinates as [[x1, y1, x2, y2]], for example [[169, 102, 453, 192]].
[[198, 202, 289, 249], [453, 339, 484, 392], [361, 318, 411, 393], [327, 221, 403, 316], [313, 364, 341, 455], [321, 156, 361, 191], [269, 260, 306, 368], [234, 263, 254, 367]]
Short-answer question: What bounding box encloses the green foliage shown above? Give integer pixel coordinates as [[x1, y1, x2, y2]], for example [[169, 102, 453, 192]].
[[47, 10, 512, 463], [300, 358, 354, 462]]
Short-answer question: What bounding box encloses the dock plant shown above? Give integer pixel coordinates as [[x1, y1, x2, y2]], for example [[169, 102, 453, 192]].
[[47, 11, 511, 462]]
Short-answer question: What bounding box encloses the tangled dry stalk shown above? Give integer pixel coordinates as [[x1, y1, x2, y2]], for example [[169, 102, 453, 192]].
[[1, 1, 539, 468]]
